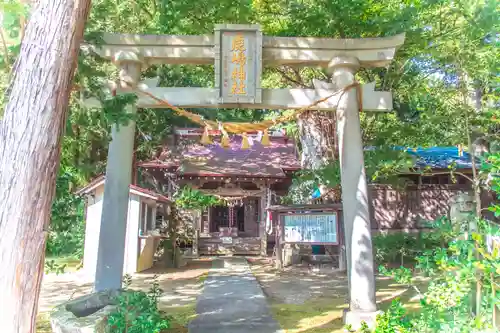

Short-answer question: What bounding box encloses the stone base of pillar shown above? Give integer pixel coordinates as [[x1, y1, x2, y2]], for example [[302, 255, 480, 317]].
[[283, 243, 301, 267], [343, 309, 381, 330]]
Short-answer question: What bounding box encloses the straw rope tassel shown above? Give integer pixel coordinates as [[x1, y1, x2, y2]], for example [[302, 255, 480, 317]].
[[219, 123, 230, 148], [221, 133, 230, 148], [261, 129, 270, 146], [241, 132, 250, 149], [201, 126, 212, 145]]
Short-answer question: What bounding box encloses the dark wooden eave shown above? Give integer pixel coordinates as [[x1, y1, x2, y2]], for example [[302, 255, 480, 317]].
[[267, 203, 343, 212]]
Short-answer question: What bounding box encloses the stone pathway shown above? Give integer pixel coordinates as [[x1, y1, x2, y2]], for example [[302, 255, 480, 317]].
[[188, 257, 282, 333]]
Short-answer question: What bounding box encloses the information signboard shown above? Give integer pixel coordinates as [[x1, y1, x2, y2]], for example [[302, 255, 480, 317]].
[[283, 213, 338, 244]]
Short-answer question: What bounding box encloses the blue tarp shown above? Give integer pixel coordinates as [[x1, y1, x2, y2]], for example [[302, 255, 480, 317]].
[[404, 146, 473, 169]]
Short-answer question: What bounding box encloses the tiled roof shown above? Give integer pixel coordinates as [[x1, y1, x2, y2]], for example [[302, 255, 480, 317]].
[[76, 176, 171, 203], [139, 135, 300, 177], [129, 185, 171, 203]]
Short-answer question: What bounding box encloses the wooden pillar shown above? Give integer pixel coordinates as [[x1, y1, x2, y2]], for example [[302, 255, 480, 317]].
[[338, 208, 346, 271], [275, 213, 283, 269], [259, 186, 269, 256], [229, 204, 235, 228], [192, 210, 200, 257], [94, 51, 143, 292]]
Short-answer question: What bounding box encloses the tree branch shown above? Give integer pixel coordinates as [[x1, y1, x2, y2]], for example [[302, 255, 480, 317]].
[[275, 66, 310, 88]]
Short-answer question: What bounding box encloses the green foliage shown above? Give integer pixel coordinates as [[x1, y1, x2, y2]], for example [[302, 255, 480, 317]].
[[373, 217, 458, 266], [1, 0, 497, 276], [376, 227, 499, 332], [374, 232, 438, 267], [174, 186, 222, 209], [159, 204, 194, 267], [107, 275, 170, 333], [373, 299, 414, 333], [283, 148, 414, 204], [482, 153, 500, 217], [372, 152, 500, 333], [44, 260, 67, 275], [281, 162, 341, 204], [46, 167, 85, 258]]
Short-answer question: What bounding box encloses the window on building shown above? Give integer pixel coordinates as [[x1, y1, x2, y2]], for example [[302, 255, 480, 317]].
[[211, 205, 229, 232], [237, 206, 245, 232], [147, 205, 154, 231], [140, 202, 156, 234], [210, 205, 245, 232]]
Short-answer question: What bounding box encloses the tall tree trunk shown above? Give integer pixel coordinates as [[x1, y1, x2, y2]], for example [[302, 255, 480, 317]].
[[297, 110, 337, 169], [0, 1, 91, 332]]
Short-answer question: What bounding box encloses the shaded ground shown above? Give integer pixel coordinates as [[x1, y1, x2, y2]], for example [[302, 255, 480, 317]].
[[248, 258, 422, 333], [37, 256, 424, 333], [36, 258, 213, 333]]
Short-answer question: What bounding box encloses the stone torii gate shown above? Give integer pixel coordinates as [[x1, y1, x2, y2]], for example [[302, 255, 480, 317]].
[[86, 24, 405, 328]]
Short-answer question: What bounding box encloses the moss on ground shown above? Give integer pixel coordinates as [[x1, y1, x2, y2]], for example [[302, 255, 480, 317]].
[[269, 279, 423, 333], [161, 303, 197, 333], [197, 272, 209, 283], [36, 313, 52, 333], [271, 297, 347, 333]]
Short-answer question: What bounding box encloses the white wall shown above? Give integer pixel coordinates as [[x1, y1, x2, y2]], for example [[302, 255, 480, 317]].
[[123, 194, 140, 274], [83, 186, 104, 278], [83, 186, 142, 279], [136, 197, 159, 272]]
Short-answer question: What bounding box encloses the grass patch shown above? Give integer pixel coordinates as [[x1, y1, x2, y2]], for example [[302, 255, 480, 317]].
[[197, 272, 209, 283], [45, 255, 82, 273], [36, 312, 52, 333], [162, 304, 197, 333], [272, 297, 346, 333], [270, 279, 423, 333]]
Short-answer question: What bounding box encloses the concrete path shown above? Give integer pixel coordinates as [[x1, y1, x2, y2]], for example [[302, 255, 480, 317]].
[[188, 257, 282, 333]]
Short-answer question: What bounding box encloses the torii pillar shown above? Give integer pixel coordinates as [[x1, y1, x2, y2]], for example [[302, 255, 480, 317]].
[[329, 56, 378, 328], [94, 51, 142, 291]]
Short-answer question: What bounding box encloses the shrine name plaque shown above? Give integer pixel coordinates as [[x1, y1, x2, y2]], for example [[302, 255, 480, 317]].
[[283, 213, 338, 244], [214, 24, 262, 104]]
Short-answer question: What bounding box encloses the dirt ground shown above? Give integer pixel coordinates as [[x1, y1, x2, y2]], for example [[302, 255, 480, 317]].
[[36, 259, 213, 333], [248, 257, 422, 333], [37, 257, 422, 333]]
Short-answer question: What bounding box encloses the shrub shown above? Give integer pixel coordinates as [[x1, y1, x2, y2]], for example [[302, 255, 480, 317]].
[[106, 275, 171, 333], [373, 227, 445, 267], [375, 221, 499, 333]]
